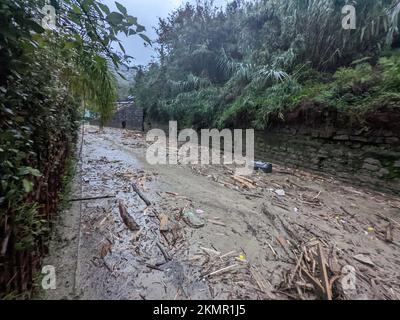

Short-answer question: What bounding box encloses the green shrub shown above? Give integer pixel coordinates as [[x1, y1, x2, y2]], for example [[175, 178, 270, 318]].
[[167, 87, 221, 129]]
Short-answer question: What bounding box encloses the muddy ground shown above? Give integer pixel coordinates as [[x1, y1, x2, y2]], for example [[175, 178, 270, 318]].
[[42, 125, 400, 300]]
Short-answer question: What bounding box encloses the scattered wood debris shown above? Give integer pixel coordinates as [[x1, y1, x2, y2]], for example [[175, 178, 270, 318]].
[[204, 264, 239, 278], [69, 195, 115, 202], [72, 127, 400, 300], [207, 219, 227, 227], [386, 223, 394, 243], [132, 183, 152, 206], [100, 242, 112, 258], [156, 241, 172, 262], [232, 175, 256, 189], [279, 241, 341, 300], [316, 242, 332, 300], [250, 265, 275, 299], [200, 247, 221, 256], [276, 236, 289, 248], [118, 201, 140, 231]]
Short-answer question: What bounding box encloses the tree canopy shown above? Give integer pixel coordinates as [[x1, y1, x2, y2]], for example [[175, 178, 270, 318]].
[[132, 0, 400, 129]]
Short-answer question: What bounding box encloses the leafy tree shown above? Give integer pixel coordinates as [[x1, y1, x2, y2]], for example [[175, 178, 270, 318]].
[[133, 0, 400, 130], [0, 0, 148, 296]]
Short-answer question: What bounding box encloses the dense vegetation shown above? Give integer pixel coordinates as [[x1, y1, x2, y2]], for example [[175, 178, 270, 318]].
[[132, 0, 400, 130], [0, 0, 147, 297]]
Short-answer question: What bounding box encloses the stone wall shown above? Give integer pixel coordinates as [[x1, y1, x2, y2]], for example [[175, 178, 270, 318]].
[[144, 101, 400, 194], [92, 101, 144, 130], [255, 126, 400, 194], [144, 120, 170, 133]]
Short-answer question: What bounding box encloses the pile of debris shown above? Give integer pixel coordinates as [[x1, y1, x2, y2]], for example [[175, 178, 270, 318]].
[[278, 241, 343, 300]]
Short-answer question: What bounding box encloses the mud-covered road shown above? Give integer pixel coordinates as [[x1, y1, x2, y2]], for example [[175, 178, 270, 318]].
[[43, 126, 400, 300]]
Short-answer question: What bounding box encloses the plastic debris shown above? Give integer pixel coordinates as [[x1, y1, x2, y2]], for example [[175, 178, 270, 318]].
[[275, 189, 285, 196], [237, 254, 246, 262], [253, 161, 273, 173]]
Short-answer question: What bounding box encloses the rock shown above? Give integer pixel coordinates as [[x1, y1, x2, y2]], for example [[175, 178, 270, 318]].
[[385, 137, 399, 144], [364, 158, 381, 166], [383, 131, 394, 137], [350, 136, 368, 143], [311, 130, 320, 138], [358, 175, 377, 183], [362, 163, 380, 172], [333, 135, 349, 141], [377, 168, 390, 178], [311, 157, 321, 165], [331, 149, 344, 157], [350, 143, 362, 149], [320, 127, 335, 139], [317, 150, 329, 159], [183, 211, 205, 228], [362, 158, 382, 172], [394, 160, 400, 168]]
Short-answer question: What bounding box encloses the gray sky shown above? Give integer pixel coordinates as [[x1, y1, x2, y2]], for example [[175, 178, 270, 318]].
[[102, 0, 229, 66]]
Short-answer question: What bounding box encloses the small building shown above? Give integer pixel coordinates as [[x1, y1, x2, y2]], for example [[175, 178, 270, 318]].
[[91, 100, 144, 131]]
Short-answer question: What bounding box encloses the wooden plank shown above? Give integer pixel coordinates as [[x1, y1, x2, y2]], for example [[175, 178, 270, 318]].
[[316, 242, 332, 300]]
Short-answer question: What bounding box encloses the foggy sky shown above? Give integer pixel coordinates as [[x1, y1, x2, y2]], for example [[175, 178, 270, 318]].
[[102, 0, 229, 66]]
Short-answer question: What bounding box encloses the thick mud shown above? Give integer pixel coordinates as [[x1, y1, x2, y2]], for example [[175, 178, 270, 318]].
[[43, 126, 400, 300]]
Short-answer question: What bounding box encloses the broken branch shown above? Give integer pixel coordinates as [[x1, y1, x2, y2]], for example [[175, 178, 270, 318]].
[[156, 241, 172, 262], [205, 264, 239, 278], [118, 201, 140, 231], [132, 183, 152, 206], [69, 195, 115, 202]]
